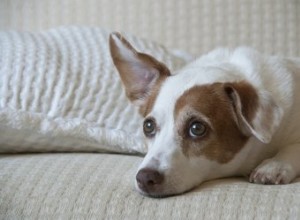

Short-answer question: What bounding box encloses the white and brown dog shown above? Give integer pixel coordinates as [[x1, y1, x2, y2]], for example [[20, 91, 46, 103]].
[[109, 33, 300, 197]]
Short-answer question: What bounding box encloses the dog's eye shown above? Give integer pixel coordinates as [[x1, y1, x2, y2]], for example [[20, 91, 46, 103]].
[[189, 121, 207, 138], [143, 118, 156, 137]]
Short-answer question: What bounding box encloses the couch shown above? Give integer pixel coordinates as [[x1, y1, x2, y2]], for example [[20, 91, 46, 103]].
[[1, 0, 300, 219]]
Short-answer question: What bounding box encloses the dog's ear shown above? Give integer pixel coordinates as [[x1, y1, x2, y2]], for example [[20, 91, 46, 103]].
[[109, 32, 170, 106], [224, 81, 283, 143]]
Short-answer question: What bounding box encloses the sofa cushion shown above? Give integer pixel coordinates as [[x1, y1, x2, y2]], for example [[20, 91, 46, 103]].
[[0, 153, 299, 219], [0, 27, 190, 154]]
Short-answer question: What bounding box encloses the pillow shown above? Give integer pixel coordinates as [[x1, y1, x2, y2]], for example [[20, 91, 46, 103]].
[[0, 26, 191, 154]]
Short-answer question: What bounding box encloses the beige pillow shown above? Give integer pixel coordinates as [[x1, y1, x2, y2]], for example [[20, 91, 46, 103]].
[[0, 26, 191, 154]]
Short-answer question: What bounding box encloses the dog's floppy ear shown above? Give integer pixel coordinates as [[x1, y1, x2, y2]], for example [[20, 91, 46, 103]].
[[109, 32, 170, 106], [224, 81, 283, 143]]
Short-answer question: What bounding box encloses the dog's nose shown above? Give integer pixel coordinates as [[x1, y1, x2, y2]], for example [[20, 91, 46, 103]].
[[136, 168, 164, 192]]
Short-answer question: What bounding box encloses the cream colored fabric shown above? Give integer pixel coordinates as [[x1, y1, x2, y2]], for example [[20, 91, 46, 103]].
[[0, 0, 299, 56], [0, 27, 188, 154], [0, 153, 299, 219]]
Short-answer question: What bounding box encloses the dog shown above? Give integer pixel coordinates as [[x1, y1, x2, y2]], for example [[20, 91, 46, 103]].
[[109, 32, 300, 197]]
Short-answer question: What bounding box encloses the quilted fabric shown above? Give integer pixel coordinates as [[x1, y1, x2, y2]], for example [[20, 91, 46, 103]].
[[0, 27, 189, 153], [1, 153, 300, 219]]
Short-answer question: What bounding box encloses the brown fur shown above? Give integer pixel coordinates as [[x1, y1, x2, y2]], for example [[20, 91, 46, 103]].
[[224, 81, 259, 134], [174, 81, 259, 163], [139, 74, 169, 117]]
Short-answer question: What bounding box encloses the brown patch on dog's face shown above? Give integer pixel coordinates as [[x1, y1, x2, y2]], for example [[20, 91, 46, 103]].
[[174, 81, 259, 163]]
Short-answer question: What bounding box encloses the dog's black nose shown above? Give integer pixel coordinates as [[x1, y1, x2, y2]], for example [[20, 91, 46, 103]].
[[136, 168, 164, 192]]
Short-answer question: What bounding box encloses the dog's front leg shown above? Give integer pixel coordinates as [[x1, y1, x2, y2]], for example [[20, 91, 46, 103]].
[[249, 143, 300, 184]]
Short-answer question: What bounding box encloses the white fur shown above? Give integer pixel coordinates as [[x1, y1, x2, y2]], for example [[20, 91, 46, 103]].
[[136, 47, 300, 197]]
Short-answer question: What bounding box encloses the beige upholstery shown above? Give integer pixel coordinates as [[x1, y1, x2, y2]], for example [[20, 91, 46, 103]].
[[1, 154, 300, 219], [1, 0, 300, 219], [1, 0, 299, 56]]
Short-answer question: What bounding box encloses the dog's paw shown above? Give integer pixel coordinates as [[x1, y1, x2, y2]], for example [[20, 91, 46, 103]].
[[249, 159, 296, 185]]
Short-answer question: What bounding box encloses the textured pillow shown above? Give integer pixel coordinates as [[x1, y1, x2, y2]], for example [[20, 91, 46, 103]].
[[0, 26, 191, 154]]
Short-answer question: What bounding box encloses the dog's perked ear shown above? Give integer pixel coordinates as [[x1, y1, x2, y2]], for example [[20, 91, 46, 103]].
[[224, 81, 283, 144], [109, 32, 170, 107]]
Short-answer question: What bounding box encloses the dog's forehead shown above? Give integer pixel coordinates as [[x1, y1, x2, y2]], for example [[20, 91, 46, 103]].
[[174, 83, 227, 120], [151, 67, 235, 117]]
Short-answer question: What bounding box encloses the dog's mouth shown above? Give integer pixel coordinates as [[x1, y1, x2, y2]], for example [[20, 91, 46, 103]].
[[135, 179, 169, 198], [137, 189, 174, 198], [135, 182, 177, 198], [135, 169, 194, 198], [135, 180, 195, 198]]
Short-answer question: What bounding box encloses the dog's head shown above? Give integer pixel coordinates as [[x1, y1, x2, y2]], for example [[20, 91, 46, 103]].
[[109, 33, 283, 197]]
